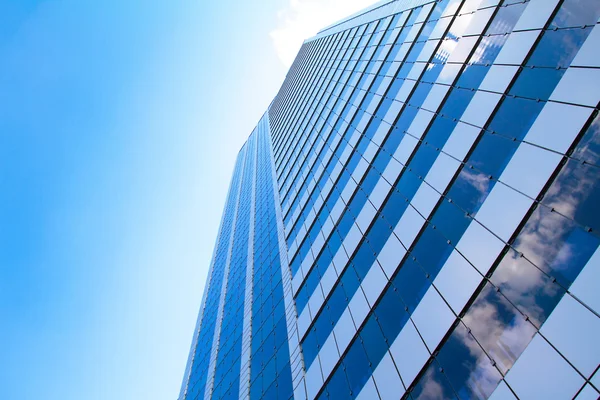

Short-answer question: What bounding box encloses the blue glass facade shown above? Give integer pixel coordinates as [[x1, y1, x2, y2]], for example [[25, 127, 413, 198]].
[[180, 0, 600, 399]]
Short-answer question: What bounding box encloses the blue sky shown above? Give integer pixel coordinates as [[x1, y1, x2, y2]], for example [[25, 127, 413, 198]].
[[0, 0, 377, 399]]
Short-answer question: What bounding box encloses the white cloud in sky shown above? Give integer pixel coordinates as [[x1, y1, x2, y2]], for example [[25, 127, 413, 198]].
[[271, 0, 382, 67]]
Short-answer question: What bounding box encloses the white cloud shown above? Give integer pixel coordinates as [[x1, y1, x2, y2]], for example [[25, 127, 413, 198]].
[[270, 0, 382, 67]]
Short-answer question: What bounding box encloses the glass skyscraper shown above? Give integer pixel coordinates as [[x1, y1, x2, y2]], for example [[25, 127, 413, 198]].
[[179, 0, 600, 399]]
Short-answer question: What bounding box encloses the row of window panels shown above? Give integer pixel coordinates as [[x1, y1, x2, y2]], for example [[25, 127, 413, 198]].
[[272, 9, 417, 172], [280, 1, 592, 241], [272, 32, 348, 163], [276, 22, 598, 107], [211, 357, 242, 400], [277, 11, 419, 215], [191, 320, 244, 399], [271, 33, 337, 144], [324, 54, 600, 304], [253, 278, 285, 323], [252, 295, 288, 353], [316, 0, 468, 41], [254, 242, 280, 270], [185, 259, 236, 399], [250, 363, 294, 400], [254, 240, 278, 263], [269, 39, 317, 139], [293, 92, 598, 329], [278, 0, 516, 256], [282, 0, 599, 95], [249, 187, 293, 398], [277, 47, 377, 217], [252, 272, 286, 345], [251, 314, 289, 386], [276, 0, 596, 396], [212, 306, 247, 395], [275, 26, 372, 199], [297, 91, 599, 374], [273, 5, 420, 174], [211, 161, 254, 399], [289, 56, 600, 308], [312, 109, 600, 400], [252, 270, 283, 321], [274, 21, 384, 183], [271, 0, 530, 160], [362, 201, 600, 399], [300, 49, 596, 360], [280, 60, 423, 246], [275, 9, 431, 194], [269, 10, 394, 150], [286, 47, 506, 286], [273, 26, 362, 155], [250, 302, 291, 398], [256, 10, 460, 392], [270, 35, 316, 110], [252, 149, 287, 351], [185, 198, 249, 400], [296, 101, 492, 366], [316, 22, 600, 105], [253, 262, 281, 290], [252, 276, 284, 323], [183, 155, 248, 400], [282, 18, 600, 294], [282, 8, 436, 265], [276, 0, 594, 188], [215, 291, 248, 363], [272, 2, 516, 134], [269, 0, 454, 146], [275, 0, 597, 106]]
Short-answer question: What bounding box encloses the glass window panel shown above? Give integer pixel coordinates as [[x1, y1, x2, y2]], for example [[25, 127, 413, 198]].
[[436, 322, 504, 399], [373, 351, 406, 399], [411, 286, 456, 350], [494, 30, 540, 65], [527, 27, 593, 68], [568, 246, 600, 316], [459, 91, 500, 128], [410, 358, 457, 399], [393, 257, 429, 312], [390, 320, 431, 388], [361, 263, 387, 306], [360, 315, 389, 365], [522, 102, 592, 154], [448, 35, 479, 63], [491, 247, 565, 327], [470, 34, 508, 64], [434, 250, 482, 314], [540, 294, 600, 377], [509, 67, 565, 101], [442, 121, 480, 161], [479, 65, 518, 93], [305, 358, 325, 399], [549, 0, 600, 29], [463, 7, 495, 37], [319, 332, 340, 379], [572, 24, 600, 67], [500, 142, 562, 199], [506, 334, 583, 399], [321, 366, 351, 400], [549, 67, 600, 107], [513, 0, 560, 31], [343, 341, 373, 396]]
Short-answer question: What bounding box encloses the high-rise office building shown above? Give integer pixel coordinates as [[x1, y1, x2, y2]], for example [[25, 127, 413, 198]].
[[179, 0, 600, 399]]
